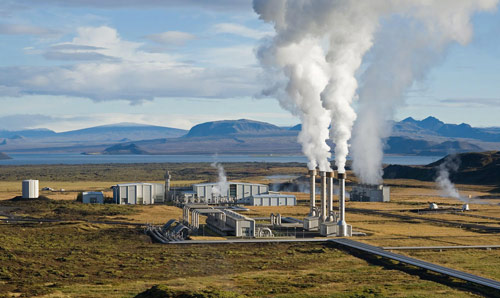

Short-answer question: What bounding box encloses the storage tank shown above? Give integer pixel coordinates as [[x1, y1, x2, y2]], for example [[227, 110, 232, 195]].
[[22, 180, 39, 199]]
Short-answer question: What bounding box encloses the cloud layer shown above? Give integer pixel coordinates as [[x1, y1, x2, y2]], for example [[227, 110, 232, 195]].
[[0, 26, 260, 103]]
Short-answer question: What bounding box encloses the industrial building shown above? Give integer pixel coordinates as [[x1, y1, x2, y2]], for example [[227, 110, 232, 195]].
[[350, 184, 390, 202], [239, 193, 296, 206], [112, 182, 164, 205], [82, 191, 104, 204], [191, 181, 268, 202], [183, 204, 255, 237], [22, 180, 39, 199]]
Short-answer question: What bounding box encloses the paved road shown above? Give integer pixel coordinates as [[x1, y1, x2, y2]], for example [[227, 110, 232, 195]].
[[332, 238, 500, 291]]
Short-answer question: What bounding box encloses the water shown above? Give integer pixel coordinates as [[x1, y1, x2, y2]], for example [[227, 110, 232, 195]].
[[0, 153, 443, 166]]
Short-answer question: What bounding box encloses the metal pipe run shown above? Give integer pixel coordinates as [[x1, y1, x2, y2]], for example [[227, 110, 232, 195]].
[[309, 169, 317, 216], [320, 171, 327, 222], [326, 171, 334, 221], [337, 172, 347, 236]]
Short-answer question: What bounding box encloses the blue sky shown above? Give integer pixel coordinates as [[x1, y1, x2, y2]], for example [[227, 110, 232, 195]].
[[0, 0, 499, 132]]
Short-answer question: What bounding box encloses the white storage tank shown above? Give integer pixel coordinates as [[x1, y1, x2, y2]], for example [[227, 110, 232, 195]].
[[22, 180, 39, 199]]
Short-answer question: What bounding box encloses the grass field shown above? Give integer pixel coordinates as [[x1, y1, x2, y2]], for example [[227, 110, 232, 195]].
[[0, 162, 499, 297]]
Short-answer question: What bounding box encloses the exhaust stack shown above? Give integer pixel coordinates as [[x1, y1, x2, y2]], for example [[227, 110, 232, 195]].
[[337, 172, 347, 236], [326, 171, 334, 221], [309, 169, 317, 216], [320, 171, 327, 222]]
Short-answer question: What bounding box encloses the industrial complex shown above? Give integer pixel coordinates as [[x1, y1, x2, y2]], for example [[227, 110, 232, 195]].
[[15, 166, 392, 241]]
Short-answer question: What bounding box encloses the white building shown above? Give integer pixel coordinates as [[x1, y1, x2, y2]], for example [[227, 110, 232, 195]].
[[22, 180, 39, 199], [191, 181, 268, 203], [350, 184, 390, 202], [82, 191, 104, 204], [112, 183, 164, 205], [239, 194, 296, 206]]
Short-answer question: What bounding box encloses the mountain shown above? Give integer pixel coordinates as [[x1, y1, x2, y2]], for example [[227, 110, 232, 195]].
[[57, 123, 187, 141], [0, 128, 56, 139], [1, 116, 499, 156], [0, 152, 11, 160], [186, 119, 283, 137], [395, 116, 500, 142], [383, 151, 500, 186]]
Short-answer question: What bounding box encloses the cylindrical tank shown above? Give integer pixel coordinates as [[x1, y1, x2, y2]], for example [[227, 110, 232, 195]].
[[462, 204, 469, 211], [429, 203, 439, 210], [22, 180, 39, 199]]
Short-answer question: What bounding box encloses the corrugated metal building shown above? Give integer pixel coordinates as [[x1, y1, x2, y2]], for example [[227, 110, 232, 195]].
[[191, 181, 268, 203], [350, 184, 390, 202], [82, 191, 104, 204], [112, 183, 164, 205], [239, 194, 296, 206]]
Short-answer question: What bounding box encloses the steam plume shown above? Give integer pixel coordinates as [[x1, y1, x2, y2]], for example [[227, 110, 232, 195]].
[[254, 0, 497, 180], [211, 162, 229, 197], [436, 155, 461, 199], [351, 0, 498, 184]]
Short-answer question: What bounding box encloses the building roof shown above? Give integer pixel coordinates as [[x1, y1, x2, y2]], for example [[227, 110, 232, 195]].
[[82, 191, 103, 195], [113, 182, 163, 187], [193, 181, 267, 187], [251, 194, 296, 198]]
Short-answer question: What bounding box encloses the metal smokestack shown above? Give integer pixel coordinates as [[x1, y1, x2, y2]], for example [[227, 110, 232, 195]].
[[326, 171, 334, 221], [309, 169, 317, 216], [337, 172, 347, 236], [320, 171, 327, 222]]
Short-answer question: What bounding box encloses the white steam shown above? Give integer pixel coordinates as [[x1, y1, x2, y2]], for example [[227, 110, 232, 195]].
[[436, 155, 461, 200], [211, 161, 229, 198], [254, 0, 497, 179]]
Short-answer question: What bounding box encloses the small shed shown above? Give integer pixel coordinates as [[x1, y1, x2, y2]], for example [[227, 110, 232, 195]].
[[82, 191, 104, 204]]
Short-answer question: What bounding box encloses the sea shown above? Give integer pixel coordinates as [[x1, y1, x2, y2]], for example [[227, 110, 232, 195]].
[[0, 153, 443, 166]]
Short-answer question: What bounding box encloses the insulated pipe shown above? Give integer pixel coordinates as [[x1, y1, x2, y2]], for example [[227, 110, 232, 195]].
[[326, 171, 334, 221], [337, 172, 347, 236], [320, 171, 327, 222], [309, 169, 317, 216]]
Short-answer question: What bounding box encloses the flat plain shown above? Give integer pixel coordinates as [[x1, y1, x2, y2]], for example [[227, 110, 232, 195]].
[[0, 162, 499, 297]]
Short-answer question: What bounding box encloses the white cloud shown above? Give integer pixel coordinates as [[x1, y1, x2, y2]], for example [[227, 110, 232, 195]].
[[0, 26, 260, 103], [145, 31, 196, 46], [0, 23, 59, 36], [213, 23, 271, 39]]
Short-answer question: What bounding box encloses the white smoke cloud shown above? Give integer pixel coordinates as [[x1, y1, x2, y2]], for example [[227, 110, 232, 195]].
[[253, 0, 497, 180], [211, 161, 229, 198], [436, 155, 461, 199]]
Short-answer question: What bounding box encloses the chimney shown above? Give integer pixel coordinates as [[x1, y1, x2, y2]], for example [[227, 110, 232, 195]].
[[337, 172, 347, 236], [320, 171, 327, 222], [309, 169, 317, 216], [326, 171, 334, 221]]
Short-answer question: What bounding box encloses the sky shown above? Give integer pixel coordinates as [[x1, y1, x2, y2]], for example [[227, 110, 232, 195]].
[[0, 0, 500, 132]]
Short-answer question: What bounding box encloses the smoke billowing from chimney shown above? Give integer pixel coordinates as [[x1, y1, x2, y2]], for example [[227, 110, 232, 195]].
[[254, 0, 497, 179]]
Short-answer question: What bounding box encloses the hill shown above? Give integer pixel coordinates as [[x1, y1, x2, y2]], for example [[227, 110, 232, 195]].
[[102, 143, 149, 155], [383, 151, 500, 186], [186, 119, 283, 137], [0, 152, 11, 160]]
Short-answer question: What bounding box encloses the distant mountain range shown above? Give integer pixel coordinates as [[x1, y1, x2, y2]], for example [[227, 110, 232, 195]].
[[0, 152, 11, 160], [0, 117, 499, 156]]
